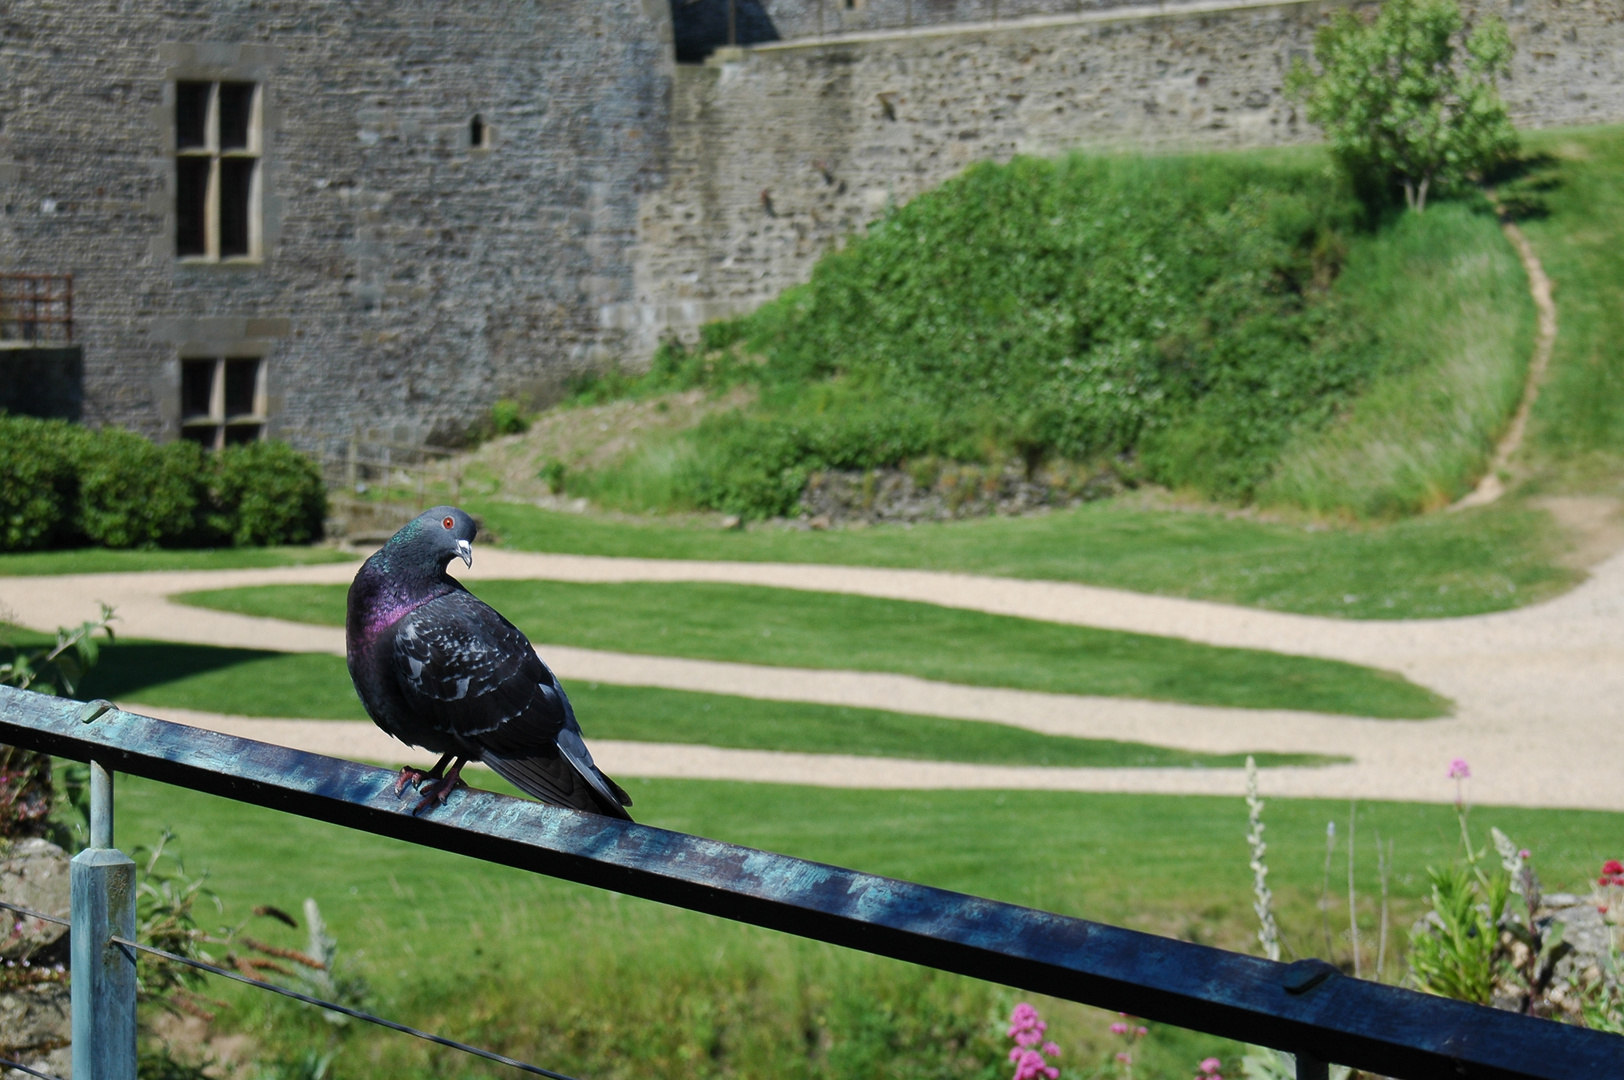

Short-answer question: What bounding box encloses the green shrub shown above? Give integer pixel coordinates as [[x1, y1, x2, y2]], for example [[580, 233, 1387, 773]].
[[0, 415, 88, 550], [490, 397, 530, 435], [209, 441, 327, 546], [0, 414, 325, 551], [1287, 0, 1516, 212], [76, 428, 207, 548]]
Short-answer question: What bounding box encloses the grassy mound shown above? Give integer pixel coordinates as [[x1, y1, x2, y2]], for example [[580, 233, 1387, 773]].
[[565, 148, 1529, 521]]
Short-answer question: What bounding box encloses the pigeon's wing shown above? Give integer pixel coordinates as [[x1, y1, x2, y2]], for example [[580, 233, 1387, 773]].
[[478, 671, 633, 819], [389, 590, 554, 741], [390, 590, 633, 819]]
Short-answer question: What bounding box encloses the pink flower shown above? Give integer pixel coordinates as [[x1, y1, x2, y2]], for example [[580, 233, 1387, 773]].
[[1116, 1051, 1133, 1064], [1111, 1022, 1130, 1035], [1136, 1027, 1148, 1036], [1042, 1042, 1061, 1057], [1448, 758, 1471, 780], [1518, 849, 1531, 860], [1602, 860, 1624, 876], [1200, 1058, 1223, 1074]]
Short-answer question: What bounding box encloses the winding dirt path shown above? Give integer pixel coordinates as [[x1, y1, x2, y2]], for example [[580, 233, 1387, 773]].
[[6, 545, 1624, 810], [1451, 217, 1559, 511]]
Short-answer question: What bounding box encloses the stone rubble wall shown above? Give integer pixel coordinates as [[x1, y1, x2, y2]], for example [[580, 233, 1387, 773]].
[[759, 0, 1211, 40], [627, 0, 1624, 353], [0, 1, 674, 446]]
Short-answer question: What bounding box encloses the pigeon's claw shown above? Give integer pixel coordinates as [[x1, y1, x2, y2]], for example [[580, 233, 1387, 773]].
[[409, 758, 468, 815], [394, 766, 427, 795], [396, 753, 455, 797]]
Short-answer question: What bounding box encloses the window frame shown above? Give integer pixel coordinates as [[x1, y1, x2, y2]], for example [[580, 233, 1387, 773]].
[[179, 354, 268, 449], [173, 80, 264, 263]]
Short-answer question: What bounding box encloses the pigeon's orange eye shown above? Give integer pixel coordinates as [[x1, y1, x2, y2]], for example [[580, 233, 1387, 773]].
[[442, 516, 454, 529]]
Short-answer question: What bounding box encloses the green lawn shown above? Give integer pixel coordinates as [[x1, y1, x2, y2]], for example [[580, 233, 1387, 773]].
[[0, 545, 355, 576], [111, 775, 1621, 1079], [471, 497, 1576, 621], [67, 640, 1336, 770], [1520, 126, 1624, 489], [174, 581, 1448, 718]]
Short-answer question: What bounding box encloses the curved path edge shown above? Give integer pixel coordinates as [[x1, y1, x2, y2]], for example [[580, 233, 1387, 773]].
[[144, 708, 1620, 812]]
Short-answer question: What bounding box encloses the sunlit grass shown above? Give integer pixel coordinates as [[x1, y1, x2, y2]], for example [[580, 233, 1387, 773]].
[[61, 638, 1336, 769], [1262, 202, 1537, 517], [174, 581, 1449, 718], [0, 545, 354, 576], [114, 776, 1622, 1079]]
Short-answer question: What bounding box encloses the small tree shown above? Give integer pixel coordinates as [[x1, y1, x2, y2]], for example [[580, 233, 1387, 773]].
[[1288, 0, 1517, 212]]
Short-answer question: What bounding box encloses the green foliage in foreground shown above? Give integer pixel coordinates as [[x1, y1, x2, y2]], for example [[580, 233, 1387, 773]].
[[63, 639, 1335, 769], [1287, 0, 1516, 212], [112, 777, 1622, 1079], [0, 415, 328, 551], [175, 580, 1448, 718], [470, 498, 1576, 621]]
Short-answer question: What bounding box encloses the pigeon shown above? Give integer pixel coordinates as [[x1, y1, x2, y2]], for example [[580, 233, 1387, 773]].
[[345, 505, 633, 819]]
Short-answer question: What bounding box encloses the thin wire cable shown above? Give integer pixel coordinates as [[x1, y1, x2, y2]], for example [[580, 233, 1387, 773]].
[[110, 936, 577, 1080], [0, 899, 69, 927], [0, 1054, 66, 1080], [0, 899, 576, 1080]]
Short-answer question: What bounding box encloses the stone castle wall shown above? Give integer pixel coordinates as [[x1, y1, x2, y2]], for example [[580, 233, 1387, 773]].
[[627, 0, 1624, 352], [0, 1, 673, 445], [2, 0, 1619, 446]]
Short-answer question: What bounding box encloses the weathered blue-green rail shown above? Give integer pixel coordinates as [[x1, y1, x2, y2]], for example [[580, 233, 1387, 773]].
[[1, 684, 1618, 1080]]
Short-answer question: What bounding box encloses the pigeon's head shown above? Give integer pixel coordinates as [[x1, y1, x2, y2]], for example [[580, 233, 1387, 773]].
[[392, 505, 477, 570]]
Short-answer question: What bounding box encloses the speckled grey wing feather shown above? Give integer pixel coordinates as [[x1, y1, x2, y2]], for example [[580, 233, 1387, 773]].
[[390, 592, 551, 741], [389, 590, 633, 818]]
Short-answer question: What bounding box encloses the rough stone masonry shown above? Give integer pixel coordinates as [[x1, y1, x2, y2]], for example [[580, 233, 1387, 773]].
[[0, 0, 1619, 448]]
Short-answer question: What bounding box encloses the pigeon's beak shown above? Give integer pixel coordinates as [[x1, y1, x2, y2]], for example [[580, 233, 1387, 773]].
[[456, 539, 473, 568]]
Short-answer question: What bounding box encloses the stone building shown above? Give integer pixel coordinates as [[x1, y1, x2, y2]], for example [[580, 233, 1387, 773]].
[[1, 1, 674, 447], [2, 0, 1620, 449]]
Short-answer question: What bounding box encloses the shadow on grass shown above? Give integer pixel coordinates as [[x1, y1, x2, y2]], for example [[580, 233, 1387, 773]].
[[75, 641, 293, 701]]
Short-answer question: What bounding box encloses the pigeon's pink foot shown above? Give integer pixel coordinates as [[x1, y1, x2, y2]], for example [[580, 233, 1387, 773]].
[[395, 753, 454, 796], [394, 766, 427, 795], [411, 759, 467, 815]]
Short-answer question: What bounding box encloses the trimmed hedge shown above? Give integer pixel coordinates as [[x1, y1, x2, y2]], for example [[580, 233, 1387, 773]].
[[0, 416, 327, 551]]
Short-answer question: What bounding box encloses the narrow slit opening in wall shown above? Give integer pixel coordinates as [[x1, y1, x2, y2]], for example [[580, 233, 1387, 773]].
[[175, 157, 209, 257], [180, 360, 215, 422], [218, 83, 256, 151], [470, 114, 488, 149], [218, 158, 255, 257], [223, 358, 259, 419], [175, 82, 210, 150]]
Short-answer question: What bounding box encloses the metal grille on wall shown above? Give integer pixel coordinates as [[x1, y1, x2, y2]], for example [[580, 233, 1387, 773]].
[[0, 274, 74, 345]]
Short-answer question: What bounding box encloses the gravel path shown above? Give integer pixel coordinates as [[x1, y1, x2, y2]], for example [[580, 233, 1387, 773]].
[[6, 545, 1623, 810]]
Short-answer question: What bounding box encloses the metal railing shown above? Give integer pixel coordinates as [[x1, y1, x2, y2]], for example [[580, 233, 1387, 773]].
[[0, 685, 1618, 1080], [0, 273, 74, 345]]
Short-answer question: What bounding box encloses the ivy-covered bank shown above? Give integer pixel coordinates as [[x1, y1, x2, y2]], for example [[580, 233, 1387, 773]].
[[566, 150, 1531, 520]]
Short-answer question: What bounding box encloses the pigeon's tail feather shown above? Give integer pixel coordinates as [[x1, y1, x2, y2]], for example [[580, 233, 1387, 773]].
[[484, 746, 633, 821], [556, 728, 634, 816]]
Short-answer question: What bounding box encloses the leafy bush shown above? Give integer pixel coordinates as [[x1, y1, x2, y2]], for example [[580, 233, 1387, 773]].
[[1287, 0, 1516, 212], [77, 428, 209, 548], [0, 414, 89, 550], [490, 397, 530, 435], [209, 441, 326, 546], [0, 415, 326, 551]]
